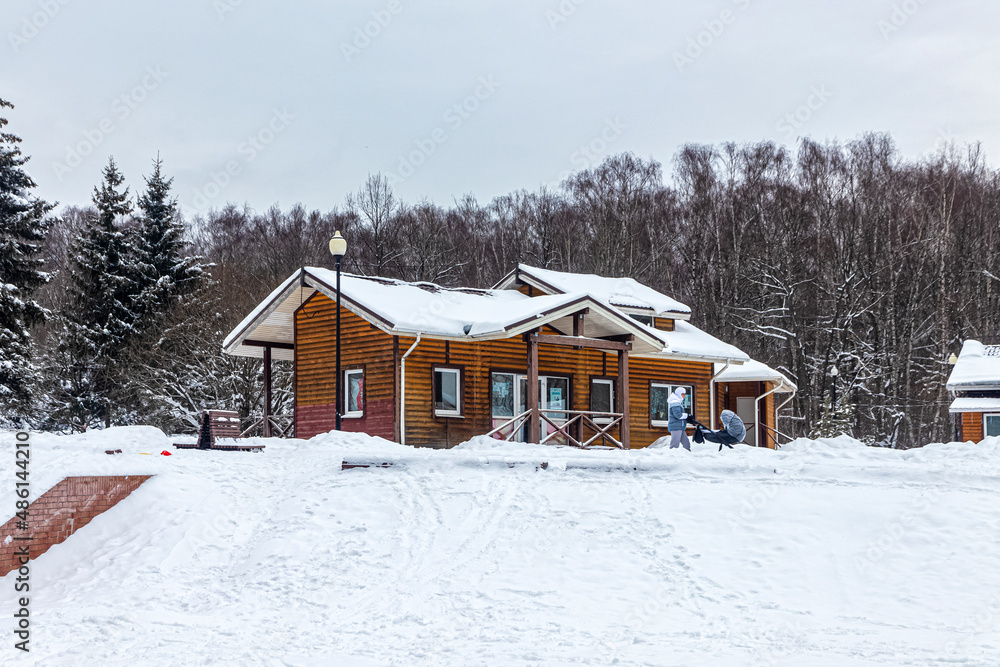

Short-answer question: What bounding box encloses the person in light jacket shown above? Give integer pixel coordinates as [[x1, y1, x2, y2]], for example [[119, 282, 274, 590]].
[[668, 387, 691, 451]]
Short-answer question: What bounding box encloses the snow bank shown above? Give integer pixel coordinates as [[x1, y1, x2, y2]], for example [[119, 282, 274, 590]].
[[2, 428, 999, 665]]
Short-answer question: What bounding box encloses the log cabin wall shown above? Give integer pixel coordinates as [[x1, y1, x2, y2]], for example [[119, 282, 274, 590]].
[[294, 293, 396, 440], [398, 334, 714, 449], [961, 412, 984, 442]]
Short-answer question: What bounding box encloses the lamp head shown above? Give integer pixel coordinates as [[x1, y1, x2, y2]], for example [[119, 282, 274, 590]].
[[329, 231, 347, 258], [948, 353, 959, 365], [830, 365, 839, 377]]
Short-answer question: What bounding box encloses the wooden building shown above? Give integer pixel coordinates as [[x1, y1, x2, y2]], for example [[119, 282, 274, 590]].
[[947, 340, 1000, 442], [223, 265, 796, 449]]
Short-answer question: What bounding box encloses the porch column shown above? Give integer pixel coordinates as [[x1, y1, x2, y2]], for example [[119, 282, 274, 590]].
[[263, 345, 272, 437], [527, 333, 539, 443], [617, 348, 630, 448]]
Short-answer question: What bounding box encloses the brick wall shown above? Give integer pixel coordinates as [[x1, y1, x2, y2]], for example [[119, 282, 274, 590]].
[[296, 398, 395, 440], [0, 475, 152, 577]]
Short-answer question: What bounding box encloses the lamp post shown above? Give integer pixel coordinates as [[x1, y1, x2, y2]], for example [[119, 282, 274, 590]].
[[830, 364, 839, 408], [329, 231, 348, 431]]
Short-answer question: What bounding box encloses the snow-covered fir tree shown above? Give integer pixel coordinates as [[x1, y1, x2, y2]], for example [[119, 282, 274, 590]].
[[133, 156, 202, 322], [0, 98, 53, 424], [56, 157, 140, 428]]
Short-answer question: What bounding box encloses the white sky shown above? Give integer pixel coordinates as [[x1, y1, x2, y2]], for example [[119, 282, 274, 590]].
[[3, 0, 998, 217]]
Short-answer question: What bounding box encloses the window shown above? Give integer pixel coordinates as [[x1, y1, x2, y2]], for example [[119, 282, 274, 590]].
[[985, 414, 1000, 438], [629, 314, 653, 326], [434, 367, 462, 417], [491, 373, 516, 418], [344, 369, 364, 418], [650, 383, 693, 428], [590, 378, 614, 424]]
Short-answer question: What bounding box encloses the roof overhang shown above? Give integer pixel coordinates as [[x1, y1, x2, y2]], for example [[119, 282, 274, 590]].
[[949, 397, 1000, 414], [223, 269, 671, 358]]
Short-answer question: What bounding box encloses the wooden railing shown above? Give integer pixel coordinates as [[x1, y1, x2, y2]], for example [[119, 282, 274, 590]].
[[759, 422, 795, 449], [485, 409, 626, 450], [240, 414, 295, 438]]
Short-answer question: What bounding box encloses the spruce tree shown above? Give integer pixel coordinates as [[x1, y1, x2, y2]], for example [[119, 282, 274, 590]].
[[0, 98, 53, 423], [134, 156, 201, 321], [59, 157, 139, 428]]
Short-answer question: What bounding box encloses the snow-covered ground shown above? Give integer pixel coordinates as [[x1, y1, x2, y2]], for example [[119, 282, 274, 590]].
[[2, 428, 999, 666]]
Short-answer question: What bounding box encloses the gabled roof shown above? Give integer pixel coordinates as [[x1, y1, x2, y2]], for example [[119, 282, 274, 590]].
[[223, 267, 669, 358], [495, 264, 692, 320], [947, 340, 1000, 391]]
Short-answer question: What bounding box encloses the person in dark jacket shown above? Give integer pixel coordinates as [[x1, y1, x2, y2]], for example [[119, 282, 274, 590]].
[[690, 410, 747, 450]]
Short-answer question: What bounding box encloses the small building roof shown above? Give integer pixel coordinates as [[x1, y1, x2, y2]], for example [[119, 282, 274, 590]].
[[949, 397, 1000, 414], [496, 264, 692, 319], [714, 359, 797, 392], [946, 340, 1000, 391]]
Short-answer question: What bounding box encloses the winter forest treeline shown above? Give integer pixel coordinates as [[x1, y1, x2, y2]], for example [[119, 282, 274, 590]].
[[3, 96, 999, 445]]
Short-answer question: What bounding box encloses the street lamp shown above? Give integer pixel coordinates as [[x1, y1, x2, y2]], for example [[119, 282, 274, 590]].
[[830, 364, 839, 408], [330, 231, 348, 431]]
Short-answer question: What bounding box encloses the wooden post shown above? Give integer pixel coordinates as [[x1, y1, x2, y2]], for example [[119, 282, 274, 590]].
[[263, 345, 272, 437], [527, 333, 539, 443], [617, 348, 630, 449]]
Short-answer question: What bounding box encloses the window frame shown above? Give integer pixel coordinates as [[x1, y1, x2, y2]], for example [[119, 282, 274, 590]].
[[343, 368, 365, 419], [984, 413, 1000, 438], [649, 382, 695, 429], [590, 377, 616, 424], [433, 365, 464, 418]]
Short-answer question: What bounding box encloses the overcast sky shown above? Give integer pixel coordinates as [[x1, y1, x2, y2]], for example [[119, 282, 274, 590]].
[[4, 0, 998, 217]]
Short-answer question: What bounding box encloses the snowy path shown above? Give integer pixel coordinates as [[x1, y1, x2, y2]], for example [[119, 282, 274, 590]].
[[2, 428, 1000, 666]]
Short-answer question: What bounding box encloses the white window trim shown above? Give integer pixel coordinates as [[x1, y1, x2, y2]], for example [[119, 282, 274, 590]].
[[651, 382, 693, 428], [984, 413, 1000, 438], [591, 378, 615, 424], [343, 369, 364, 419], [434, 367, 463, 417]]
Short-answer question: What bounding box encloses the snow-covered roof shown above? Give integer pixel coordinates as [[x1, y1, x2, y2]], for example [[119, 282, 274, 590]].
[[946, 340, 1000, 391], [636, 320, 749, 364], [949, 397, 1000, 414], [714, 359, 797, 392], [497, 264, 692, 319], [223, 268, 670, 358]]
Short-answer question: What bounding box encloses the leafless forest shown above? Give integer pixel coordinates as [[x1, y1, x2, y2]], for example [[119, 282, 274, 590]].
[[29, 134, 1000, 446]]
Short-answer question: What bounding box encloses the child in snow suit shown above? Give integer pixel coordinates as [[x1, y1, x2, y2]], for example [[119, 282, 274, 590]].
[[668, 387, 691, 451]]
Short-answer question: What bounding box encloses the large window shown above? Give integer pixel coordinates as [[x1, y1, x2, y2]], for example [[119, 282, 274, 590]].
[[434, 367, 462, 417], [590, 378, 615, 424], [344, 369, 365, 418], [985, 414, 1000, 438], [650, 382, 693, 428]]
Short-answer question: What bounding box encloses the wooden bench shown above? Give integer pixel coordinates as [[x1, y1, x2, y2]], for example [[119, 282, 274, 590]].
[[173, 411, 265, 452]]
